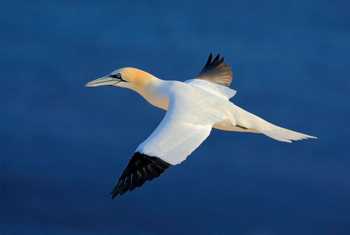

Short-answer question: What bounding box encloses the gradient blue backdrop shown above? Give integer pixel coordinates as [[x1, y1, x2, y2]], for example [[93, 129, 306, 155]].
[[1, 0, 349, 234]]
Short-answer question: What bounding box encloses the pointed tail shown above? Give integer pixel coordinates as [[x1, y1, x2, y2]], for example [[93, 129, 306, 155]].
[[230, 104, 317, 143], [260, 124, 317, 143]]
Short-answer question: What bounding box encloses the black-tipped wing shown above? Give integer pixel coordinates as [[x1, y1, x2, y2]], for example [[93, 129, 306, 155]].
[[111, 152, 171, 198], [197, 53, 233, 87]]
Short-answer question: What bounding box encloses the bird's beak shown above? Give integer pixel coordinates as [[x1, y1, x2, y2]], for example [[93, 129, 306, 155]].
[[85, 76, 120, 88]]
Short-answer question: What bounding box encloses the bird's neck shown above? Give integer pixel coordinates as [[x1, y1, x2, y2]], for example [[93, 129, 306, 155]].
[[127, 74, 160, 92], [133, 77, 169, 110]]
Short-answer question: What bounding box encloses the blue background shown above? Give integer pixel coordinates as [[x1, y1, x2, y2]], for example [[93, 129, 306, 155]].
[[1, 0, 349, 234]]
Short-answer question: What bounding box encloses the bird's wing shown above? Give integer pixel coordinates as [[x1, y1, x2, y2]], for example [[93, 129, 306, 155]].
[[111, 152, 172, 198], [185, 79, 236, 99], [111, 85, 224, 198], [196, 53, 233, 87]]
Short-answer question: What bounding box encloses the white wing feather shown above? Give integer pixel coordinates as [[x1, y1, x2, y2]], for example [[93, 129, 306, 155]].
[[186, 79, 236, 99], [137, 82, 225, 165]]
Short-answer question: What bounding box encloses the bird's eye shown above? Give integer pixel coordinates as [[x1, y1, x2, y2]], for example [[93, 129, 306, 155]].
[[110, 73, 121, 79], [110, 73, 127, 82]]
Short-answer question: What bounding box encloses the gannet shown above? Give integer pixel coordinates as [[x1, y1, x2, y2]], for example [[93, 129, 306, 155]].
[[86, 53, 317, 198]]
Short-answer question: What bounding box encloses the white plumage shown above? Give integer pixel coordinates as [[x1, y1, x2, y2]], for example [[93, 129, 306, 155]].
[[137, 80, 225, 165], [85, 53, 316, 198]]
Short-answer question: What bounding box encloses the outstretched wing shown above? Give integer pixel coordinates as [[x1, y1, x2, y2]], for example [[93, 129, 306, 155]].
[[111, 152, 171, 197], [111, 84, 223, 198], [197, 53, 233, 87]]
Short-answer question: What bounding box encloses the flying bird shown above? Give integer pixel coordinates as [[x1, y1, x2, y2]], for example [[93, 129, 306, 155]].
[[86, 53, 316, 198]]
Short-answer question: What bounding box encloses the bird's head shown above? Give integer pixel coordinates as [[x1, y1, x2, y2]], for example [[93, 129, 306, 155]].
[[85, 67, 157, 91]]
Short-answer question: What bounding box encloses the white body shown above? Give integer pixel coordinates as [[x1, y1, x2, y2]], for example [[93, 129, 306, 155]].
[[134, 78, 315, 165], [86, 62, 317, 197]]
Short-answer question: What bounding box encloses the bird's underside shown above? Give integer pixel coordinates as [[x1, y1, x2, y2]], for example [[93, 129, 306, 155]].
[[100, 54, 317, 198]]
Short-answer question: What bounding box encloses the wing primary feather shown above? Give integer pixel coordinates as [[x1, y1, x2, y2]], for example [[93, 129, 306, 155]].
[[197, 53, 233, 87], [111, 152, 171, 198], [212, 54, 220, 64], [204, 53, 213, 68]]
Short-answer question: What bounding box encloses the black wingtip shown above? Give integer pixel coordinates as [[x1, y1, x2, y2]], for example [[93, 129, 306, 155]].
[[110, 152, 171, 198], [201, 53, 225, 72], [197, 53, 233, 87], [205, 53, 213, 67], [213, 54, 220, 63], [111, 185, 128, 199], [111, 190, 119, 199], [111, 192, 120, 199]]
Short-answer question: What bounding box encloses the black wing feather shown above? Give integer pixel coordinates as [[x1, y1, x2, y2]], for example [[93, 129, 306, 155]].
[[197, 53, 233, 87], [111, 152, 171, 198]]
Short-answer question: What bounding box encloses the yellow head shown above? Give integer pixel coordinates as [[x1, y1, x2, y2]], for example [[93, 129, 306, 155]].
[[85, 67, 158, 92]]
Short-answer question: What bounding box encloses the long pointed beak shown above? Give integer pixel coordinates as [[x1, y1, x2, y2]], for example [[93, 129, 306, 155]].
[[85, 76, 120, 87]]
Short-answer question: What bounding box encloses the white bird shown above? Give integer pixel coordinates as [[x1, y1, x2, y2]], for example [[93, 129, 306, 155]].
[[86, 53, 316, 198]]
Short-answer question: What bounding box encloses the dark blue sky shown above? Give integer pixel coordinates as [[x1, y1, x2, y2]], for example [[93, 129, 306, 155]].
[[1, 0, 349, 234]]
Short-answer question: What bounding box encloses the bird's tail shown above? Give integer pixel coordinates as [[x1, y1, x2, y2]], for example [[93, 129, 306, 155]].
[[229, 104, 317, 143], [259, 123, 317, 143]]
